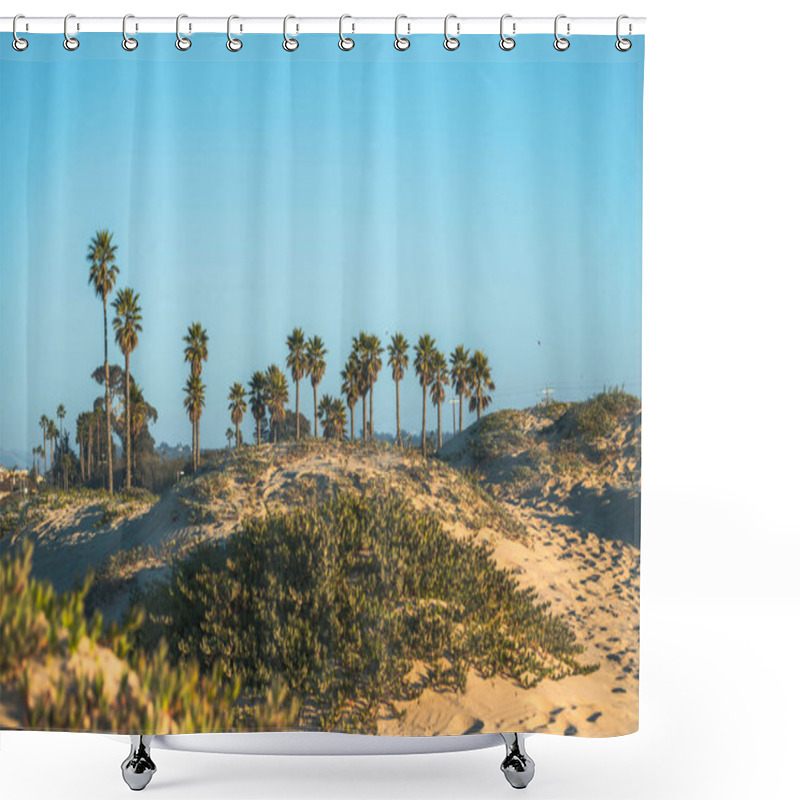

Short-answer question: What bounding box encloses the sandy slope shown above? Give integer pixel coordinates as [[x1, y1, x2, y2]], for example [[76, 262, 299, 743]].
[[2, 425, 640, 738]]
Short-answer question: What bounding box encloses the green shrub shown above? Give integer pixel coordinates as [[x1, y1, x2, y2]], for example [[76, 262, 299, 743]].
[[137, 494, 593, 734], [560, 386, 639, 442]]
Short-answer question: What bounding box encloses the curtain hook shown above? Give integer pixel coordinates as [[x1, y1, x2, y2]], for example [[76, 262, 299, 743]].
[[443, 14, 460, 51], [12, 14, 29, 51], [176, 14, 191, 50], [616, 15, 632, 51], [122, 14, 138, 51], [283, 15, 299, 51], [394, 14, 410, 51], [499, 14, 515, 51], [227, 15, 243, 51], [63, 13, 80, 51], [339, 14, 355, 50], [554, 14, 570, 51]]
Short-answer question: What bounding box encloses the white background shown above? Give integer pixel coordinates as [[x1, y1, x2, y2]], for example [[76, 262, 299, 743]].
[[2, 1, 799, 798]]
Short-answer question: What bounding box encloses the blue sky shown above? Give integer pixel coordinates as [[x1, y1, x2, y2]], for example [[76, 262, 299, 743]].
[[0, 33, 643, 459]]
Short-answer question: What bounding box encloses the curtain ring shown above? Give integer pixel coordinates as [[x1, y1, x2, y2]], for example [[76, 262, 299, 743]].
[[176, 14, 191, 50], [227, 15, 243, 51], [394, 15, 410, 51], [499, 14, 515, 51], [339, 14, 355, 51], [616, 15, 632, 51], [63, 13, 79, 51], [12, 15, 28, 51], [443, 14, 460, 51], [122, 14, 138, 51], [283, 15, 299, 51], [553, 14, 570, 51]]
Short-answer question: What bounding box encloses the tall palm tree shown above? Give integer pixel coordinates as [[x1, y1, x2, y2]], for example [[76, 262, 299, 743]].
[[360, 333, 383, 440], [228, 382, 248, 447], [87, 229, 119, 493], [305, 335, 327, 438], [388, 333, 409, 446], [226, 428, 234, 449], [449, 345, 471, 434], [265, 364, 289, 444], [47, 418, 58, 474], [430, 350, 450, 451], [341, 357, 360, 442], [468, 350, 496, 420], [248, 371, 267, 445], [39, 415, 49, 474], [350, 336, 368, 441], [56, 404, 66, 437], [286, 328, 307, 441], [414, 334, 437, 457], [112, 287, 142, 490], [183, 374, 206, 471], [183, 322, 209, 466]]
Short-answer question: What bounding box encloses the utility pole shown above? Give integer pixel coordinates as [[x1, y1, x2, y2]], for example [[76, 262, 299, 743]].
[[542, 387, 554, 406]]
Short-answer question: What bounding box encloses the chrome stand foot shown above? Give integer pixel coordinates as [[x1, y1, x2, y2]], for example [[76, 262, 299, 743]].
[[500, 733, 535, 790], [121, 735, 156, 791]]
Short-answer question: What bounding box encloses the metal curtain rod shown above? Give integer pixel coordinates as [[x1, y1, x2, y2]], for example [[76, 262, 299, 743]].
[[1, 16, 645, 36]]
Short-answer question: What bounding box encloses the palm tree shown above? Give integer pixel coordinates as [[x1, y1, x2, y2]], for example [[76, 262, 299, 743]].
[[430, 350, 450, 451], [76, 412, 89, 482], [468, 350, 496, 420], [361, 333, 383, 440], [112, 287, 142, 490], [414, 334, 437, 457], [350, 336, 368, 441], [39, 414, 49, 475], [226, 428, 234, 449], [183, 322, 209, 467], [129, 381, 157, 474], [57, 404, 66, 437], [248, 371, 267, 445], [388, 333, 409, 446], [305, 335, 327, 438], [183, 374, 206, 471], [228, 382, 248, 447], [47, 419, 58, 474], [265, 364, 289, 444], [286, 328, 307, 441], [32, 446, 38, 478], [341, 357, 360, 442], [318, 394, 347, 440], [449, 345, 471, 433], [87, 229, 119, 493]]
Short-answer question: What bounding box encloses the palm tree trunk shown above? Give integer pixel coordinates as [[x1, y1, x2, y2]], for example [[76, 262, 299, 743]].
[[369, 386, 374, 441], [313, 385, 318, 438], [102, 298, 114, 493], [42, 431, 47, 474], [395, 379, 401, 447], [295, 381, 300, 441], [476, 388, 483, 420], [459, 393, 464, 432], [421, 384, 427, 457], [361, 396, 367, 442], [125, 353, 131, 490], [350, 407, 354, 441], [50, 437, 54, 470], [256, 418, 261, 446], [235, 420, 241, 448], [437, 402, 442, 450]]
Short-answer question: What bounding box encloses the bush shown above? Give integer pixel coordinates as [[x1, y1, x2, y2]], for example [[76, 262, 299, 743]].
[[136, 494, 594, 734], [560, 386, 639, 442]]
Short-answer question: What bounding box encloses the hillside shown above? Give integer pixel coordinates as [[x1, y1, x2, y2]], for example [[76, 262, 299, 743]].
[[1, 399, 640, 737]]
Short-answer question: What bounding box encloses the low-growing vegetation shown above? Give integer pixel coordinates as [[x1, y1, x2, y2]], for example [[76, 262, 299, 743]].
[[135, 494, 594, 735]]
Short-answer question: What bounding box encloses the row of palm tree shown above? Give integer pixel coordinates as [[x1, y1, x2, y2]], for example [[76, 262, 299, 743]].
[[183, 322, 209, 471], [224, 329, 495, 457]]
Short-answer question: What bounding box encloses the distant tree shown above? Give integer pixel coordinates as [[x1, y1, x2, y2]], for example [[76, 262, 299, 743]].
[[183, 374, 206, 470], [226, 428, 234, 449], [430, 350, 450, 451], [305, 335, 327, 438], [87, 229, 119, 493], [56, 404, 66, 437], [388, 333, 409, 447], [319, 394, 347, 440], [449, 345, 471, 433], [129, 380, 158, 474], [265, 364, 290, 444], [183, 322, 209, 466], [248, 371, 267, 445], [39, 415, 49, 474], [228, 382, 248, 447], [360, 333, 383, 440], [340, 357, 361, 442], [286, 328, 308, 441], [468, 350, 496, 420], [47, 419, 58, 473], [414, 334, 437, 457], [112, 287, 143, 490]]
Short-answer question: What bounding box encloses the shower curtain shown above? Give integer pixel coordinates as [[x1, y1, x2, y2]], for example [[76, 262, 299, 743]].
[[0, 29, 643, 738]]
